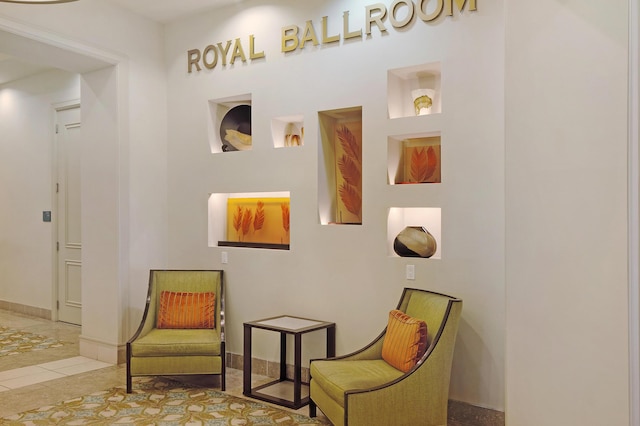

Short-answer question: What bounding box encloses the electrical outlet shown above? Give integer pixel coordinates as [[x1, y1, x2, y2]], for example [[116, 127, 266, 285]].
[[406, 264, 415, 280], [221, 251, 228, 264]]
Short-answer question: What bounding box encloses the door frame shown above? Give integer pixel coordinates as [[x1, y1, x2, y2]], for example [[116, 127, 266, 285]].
[[629, 0, 640, 424], [51, 99, 81, 323]]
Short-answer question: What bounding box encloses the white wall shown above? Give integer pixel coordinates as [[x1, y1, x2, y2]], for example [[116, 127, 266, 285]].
[[505, 1, 630, 424], [165, 0, 505, 410], [0, 69, 79, 311]]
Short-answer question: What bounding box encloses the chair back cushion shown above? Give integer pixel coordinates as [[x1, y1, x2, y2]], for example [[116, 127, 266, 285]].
[[149, 270, 222, 330], [402, 290, 452, 351], [157, 291, 215, 329], [381, 309, 427, 372]]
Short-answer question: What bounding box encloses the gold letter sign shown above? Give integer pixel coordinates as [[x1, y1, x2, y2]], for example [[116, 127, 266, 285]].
[[188, 0, 477, 72]]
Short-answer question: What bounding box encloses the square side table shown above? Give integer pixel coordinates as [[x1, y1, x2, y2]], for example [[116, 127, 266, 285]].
[[243, 315, 336, 409]]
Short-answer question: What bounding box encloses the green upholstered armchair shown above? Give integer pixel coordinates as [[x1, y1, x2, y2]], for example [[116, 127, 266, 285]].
[[309, 288, 462, 426], [126, 270, 225, 393]]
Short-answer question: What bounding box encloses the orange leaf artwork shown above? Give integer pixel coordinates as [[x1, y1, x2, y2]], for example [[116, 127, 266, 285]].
[[335, 125, 362, 222], [241, 208, 253, 238], [338, 154, 361, 188], [339, 183, 362, 219], [225, 197, 290, 246], [337, 125, 361, 164], [281, 203, 290, 233], [410, 146, 437, 182], [401, 138, 440, 184], [233, 206, 243, 240], [254, 201, 265, 231]]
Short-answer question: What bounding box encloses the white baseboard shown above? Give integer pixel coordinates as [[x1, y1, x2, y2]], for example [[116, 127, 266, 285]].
[[79, 335, 126, 365]]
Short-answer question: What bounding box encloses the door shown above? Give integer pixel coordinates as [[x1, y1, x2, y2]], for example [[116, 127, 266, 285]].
[[56, 105, 82, 325]]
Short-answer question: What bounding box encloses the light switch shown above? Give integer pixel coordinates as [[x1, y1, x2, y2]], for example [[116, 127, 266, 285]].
[[43, 211, 51, 222], [406, 264, 415, 280], [221, 251, 228, 264]]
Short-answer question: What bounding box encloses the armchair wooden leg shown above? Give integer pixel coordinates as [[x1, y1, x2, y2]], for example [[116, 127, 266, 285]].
[[221, 373, 225, 391], [126, 344, 132, 393], [221, 345, 226, 391], [221, 358, 226, 391], [309, 399, 317, 418]]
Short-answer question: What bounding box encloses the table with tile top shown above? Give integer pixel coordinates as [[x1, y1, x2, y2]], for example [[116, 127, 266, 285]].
[[243, 315, 336, 409]]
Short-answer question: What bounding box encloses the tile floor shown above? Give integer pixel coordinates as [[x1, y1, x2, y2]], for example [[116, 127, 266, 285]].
[[0, 308, 329, 423], [0, 356, 112, 391]]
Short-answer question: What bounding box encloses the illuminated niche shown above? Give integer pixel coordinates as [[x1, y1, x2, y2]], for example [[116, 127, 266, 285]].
[[207, 93, 252, 153], [388, 62, 441, 119], [387, 207, 442, 259], [388, 133, 442, 185], [272, 114, 304, 148], [209, 192, 291, 250], [318, 106, 363, 225]]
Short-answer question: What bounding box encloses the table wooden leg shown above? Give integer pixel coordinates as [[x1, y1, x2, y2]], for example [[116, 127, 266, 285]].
[[243, 324, 251, 396], [327, 325, 336, 357], [279, 332, 287, 381], [294, 333, 302, 407]]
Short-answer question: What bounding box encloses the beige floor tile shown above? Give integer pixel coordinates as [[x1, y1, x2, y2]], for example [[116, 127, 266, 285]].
[[37, 355, 90, 370], [1, 369, 66, 389], [0, 365, 49, 381], [51, 359, 112, 375]]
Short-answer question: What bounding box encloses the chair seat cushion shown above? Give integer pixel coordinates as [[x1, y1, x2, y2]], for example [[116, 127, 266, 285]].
[[311, 359, 404, 407], [130, 328, 221, 357]]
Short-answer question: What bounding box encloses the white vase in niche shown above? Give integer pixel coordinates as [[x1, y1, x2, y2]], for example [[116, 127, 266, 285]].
[[411, 89, 435, 116], [284, 122, 303, 147]]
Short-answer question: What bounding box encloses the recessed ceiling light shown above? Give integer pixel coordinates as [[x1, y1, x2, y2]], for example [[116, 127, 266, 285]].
[[0, 0, 78, 3]]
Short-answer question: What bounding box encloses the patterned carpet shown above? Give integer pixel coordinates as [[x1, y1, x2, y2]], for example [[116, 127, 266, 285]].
[[2, 377, 328, 425], [0, 326, 67, 357]]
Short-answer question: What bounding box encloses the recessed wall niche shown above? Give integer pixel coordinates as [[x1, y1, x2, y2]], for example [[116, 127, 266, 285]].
[[208, 93, 252, 153], [208, 191, 291, 250], [388, 134, 441, 185], [272, 115, 304, 148], [387, 207, 441, 259], [388, 62, 441, 119], [318, 106, 363, 225]]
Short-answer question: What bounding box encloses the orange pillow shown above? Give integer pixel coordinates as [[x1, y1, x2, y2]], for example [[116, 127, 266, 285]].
[[157, 291, 215, 329], [381, 309, 428, 372]]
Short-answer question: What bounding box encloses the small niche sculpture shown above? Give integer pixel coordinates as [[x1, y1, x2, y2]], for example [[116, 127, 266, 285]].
[[393, 226, 437, 258]]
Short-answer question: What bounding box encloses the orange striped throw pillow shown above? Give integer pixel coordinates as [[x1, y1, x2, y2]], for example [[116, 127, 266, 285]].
[[157, 291, 215, 329], [381, 309, 428, 372]]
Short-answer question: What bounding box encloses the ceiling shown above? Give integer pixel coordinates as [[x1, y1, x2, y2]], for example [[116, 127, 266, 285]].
[[0, 52, 49, 85], [0, 0, 239, 85], [107, 0, 242, 24]]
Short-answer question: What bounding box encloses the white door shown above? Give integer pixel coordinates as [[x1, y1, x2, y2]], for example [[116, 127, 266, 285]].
[[56, 105, 82, 325]]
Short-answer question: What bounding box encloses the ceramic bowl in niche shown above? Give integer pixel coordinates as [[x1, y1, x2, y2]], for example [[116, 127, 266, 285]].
[[220, 104, 252, 152]]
